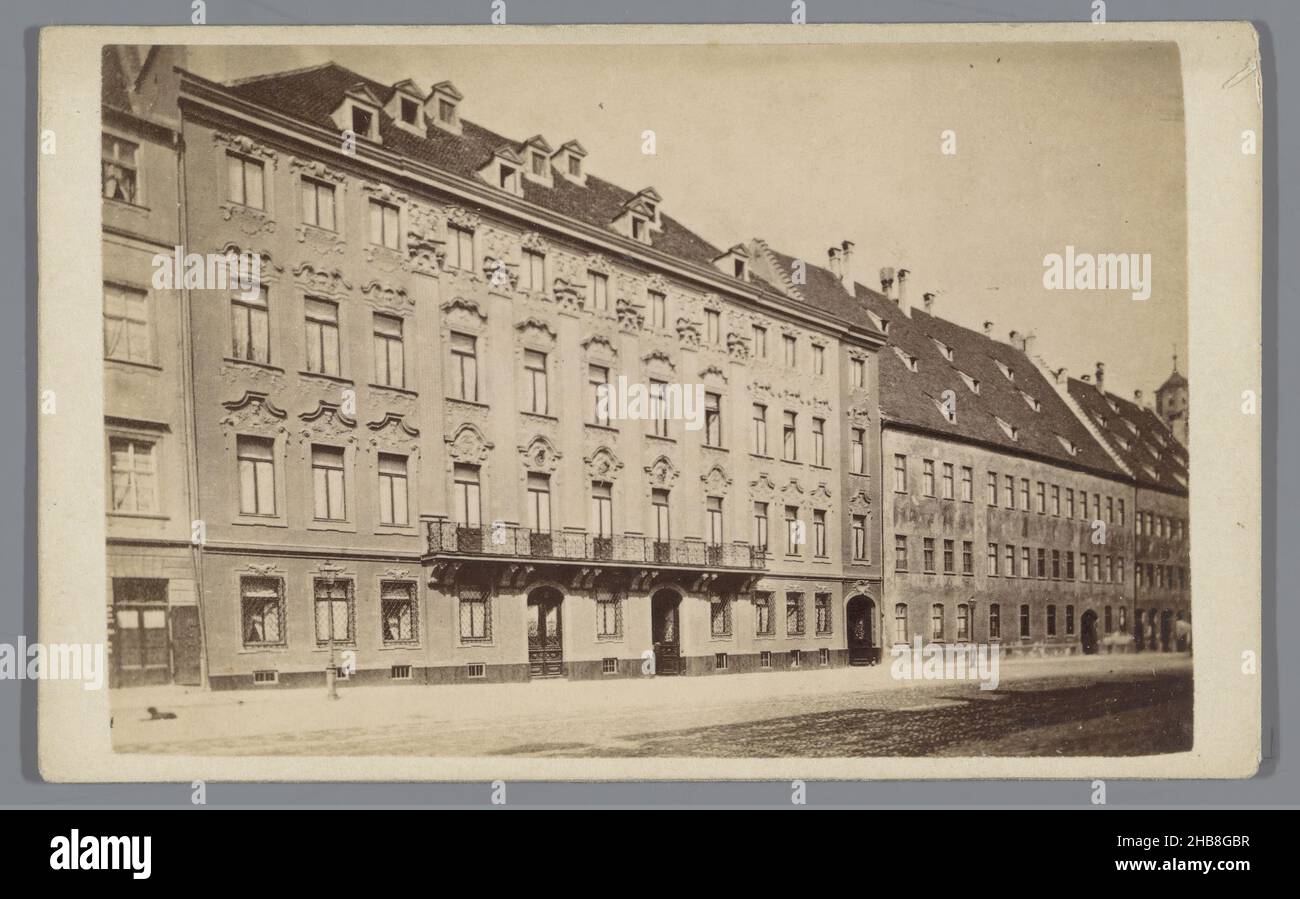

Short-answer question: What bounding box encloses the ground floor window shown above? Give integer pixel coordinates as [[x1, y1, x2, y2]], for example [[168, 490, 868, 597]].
[[459, 585, 492, 642], [240, 576, 285, 647], [314, 578, 355, 646], [893, 603, 908, 644], [814, 593, 832, 635], [988, 603, 1001, 639], [596, 588, 623, 639], [380, 581, 418, 645]]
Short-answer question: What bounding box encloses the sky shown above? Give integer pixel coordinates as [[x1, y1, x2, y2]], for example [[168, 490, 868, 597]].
[[186, 39, 1188, 400]]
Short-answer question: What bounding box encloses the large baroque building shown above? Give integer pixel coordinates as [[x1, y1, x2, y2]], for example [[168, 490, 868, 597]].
[[99, 48, 1189, 689]]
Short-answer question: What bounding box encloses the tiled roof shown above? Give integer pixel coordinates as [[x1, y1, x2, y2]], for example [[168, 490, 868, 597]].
[[224, 63, 725, 268], [1067, 378, 1188, 493], [756, 247, 1127, 479], [749, 240, 882, 334]]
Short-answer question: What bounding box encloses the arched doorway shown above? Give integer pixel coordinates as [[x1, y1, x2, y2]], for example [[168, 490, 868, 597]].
[[1080, 610, 1099, 655], [650, 589, 681, 676], [846, 596, 878, 665], [526, 586, 564, 678]]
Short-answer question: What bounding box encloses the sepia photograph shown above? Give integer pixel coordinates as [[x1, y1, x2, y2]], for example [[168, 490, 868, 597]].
[[34, 22, 1261, 785]]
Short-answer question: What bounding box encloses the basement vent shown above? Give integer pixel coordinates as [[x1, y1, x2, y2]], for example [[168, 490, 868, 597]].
[[252, 670, 278, 685], [467, 663, 486, 679]]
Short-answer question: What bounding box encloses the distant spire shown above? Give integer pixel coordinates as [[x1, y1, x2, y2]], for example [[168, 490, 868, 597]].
[[1172, 345, 1179, 374]]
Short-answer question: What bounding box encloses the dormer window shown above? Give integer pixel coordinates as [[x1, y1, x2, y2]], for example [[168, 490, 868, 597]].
[[632, 217, 646, 242], [934, 398, 956, 424], [932, 338, 954, 362], [499, 165, 517, 191], [400, 97, 419, 125], [713, 244, 749, 279], [958, 371, 980, 394], [893, 347, 918, 372], [532, 152, 547, 176], [1056, 435, 1080, 456], [996, 360, 1014, 382], [734, 258, 746, 279], [439, 99, 455, 123], [479, 147, 526, 197], [866, 310, 889, 334], [568, 156, 581, 176], [351, 107, 373, 137], [1020, 391, 1041, 412], [994, 416, 1018, 441], [426, 81, 464, 134], [553, 140, 588, 185], [332, 83, 383, 143]]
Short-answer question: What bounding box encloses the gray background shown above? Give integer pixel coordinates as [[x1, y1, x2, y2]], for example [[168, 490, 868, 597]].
[[7, 0, 1289, 808]]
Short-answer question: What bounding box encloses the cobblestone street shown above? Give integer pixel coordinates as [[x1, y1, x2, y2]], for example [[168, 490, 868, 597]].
[[110, 653, 1192, 758]]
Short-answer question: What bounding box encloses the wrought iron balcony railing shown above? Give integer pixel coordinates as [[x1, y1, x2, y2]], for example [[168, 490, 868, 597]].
[[425, 521, 766, 571]]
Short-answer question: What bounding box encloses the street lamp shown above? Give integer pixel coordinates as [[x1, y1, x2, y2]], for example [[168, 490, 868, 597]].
[[323, 566, 340, 700]]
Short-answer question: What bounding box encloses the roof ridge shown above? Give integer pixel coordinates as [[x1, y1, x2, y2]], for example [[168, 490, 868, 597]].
[[749, 238, 806, 301], [226, 60, 343, 87]]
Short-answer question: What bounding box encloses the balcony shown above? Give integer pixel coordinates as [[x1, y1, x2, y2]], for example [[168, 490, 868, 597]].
[[425, 521, 766, 571]]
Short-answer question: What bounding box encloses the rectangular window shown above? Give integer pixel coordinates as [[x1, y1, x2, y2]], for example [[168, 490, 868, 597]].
[[1036, 548, 1047, 579], [1052, 549, 1061, 579], [754, 591, 774, 636], [351, 106, 373, 136], [1019, 604, 1030, 638], [987, 472, 998, 506], [1047, 605, 1057, 637], [815, 593, 833, 635], [301, 178, 336, 230], [524, 349, 548, 414], [380, 581, 418, 644], [596, 588, 623, 639], [1067, 488, 1075, 518], [1079, 490, 1090, 521], [783, 411, 797, 460], [961, 466, 973, 502], [109, 436, 157, 513], [368, 199, 400, 249], [783, 334, 797, 367], [752, 404, 768, 455], [653, 489, 671, 544], [894, 455, 908, 493], [236, 435, 275, 516], [785, 592, 805, 636], [650, 380, 669, 437], [1036, 481, 1046, 513], [894, 534, 908, 571], [1118, 499, 1126, 526], [448, 225, 474, 271], [1093, 494, 1102, 522], [785, 506, 801, 555], [931, 603, 945, 640], [852, 516, 867, 561], [989, 604, 1001, 639], [957, 604, 971, 640], [588, 271, 609, 312], [850, 358, 865, 388], [450, 331, 478, 401], [588, 364, 610, 425], [851, 428, 865, 473], [710, 593, 732, 638], [227, 153, 265, 209], [704, 392, 723, 447], [1020, 478, 1030, 511], [102, 133, 139, 203], [812, 418, 825, 466], [706, 496, 724, 544], [812, 344, 825, 375], [458, 585, 491, 642], [311, 445, 346, 521], [943, 538, 955, 574], [104, 284, 151, 363], [962, 540, 974, 575], [1005, 544, 1016, 578], [313, 577, 354, 645], [942, 463, 955, 500], [1052, 485, 1061, 516], [1106, 496, 1115, 523], [923, 537, 936, 573], [591, 481, 613, 538], [705, 309, 721, 344], [1119, 556, 1125, 584], [923, 459, 936, 497], [372, 313, 404, 388], [1094, 554, 1103, 583], [1107, 556, 1116, 583], [813, 510, 827, 557], [894, 603, 908, 644], [304, 298, 340, 376], [377, 453, 409, 526], [1067, 550, 1076, 580], [753, 501, 768, 552], [988, 542, 999, 576], [453, 463, 481, 526], [649, 291, 666, 328], [1066, 605, 1075, 636], [231, 284, 270, 364], [1005, 474, 1015, 509], [521, 249, 546, 292], [1081, 551, 1090, 581], [1021, 547, 1031, 578], [752, 325, 767, 357], [240, 576, 284, 646]]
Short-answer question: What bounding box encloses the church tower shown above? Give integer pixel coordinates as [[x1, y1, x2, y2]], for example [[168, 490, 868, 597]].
[[1155, 351, 1189, 446]]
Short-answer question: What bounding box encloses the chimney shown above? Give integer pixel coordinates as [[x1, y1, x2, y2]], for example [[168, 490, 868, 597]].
[[841, 240, 855, 297], [827, 246, 842, 280], [1134, 389, 1144, 405], [897, 268, 911, 315], [1081, 374, 1092, 384], [1054, 366, 1068, 384], [1008, 329, 1020, 347], [923, 292, 936, 313], [1095, 362, 1106, 393], [1022, 331, 1036, 357], [982, 321, 994, 336], [879, 267, 896, 302]]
